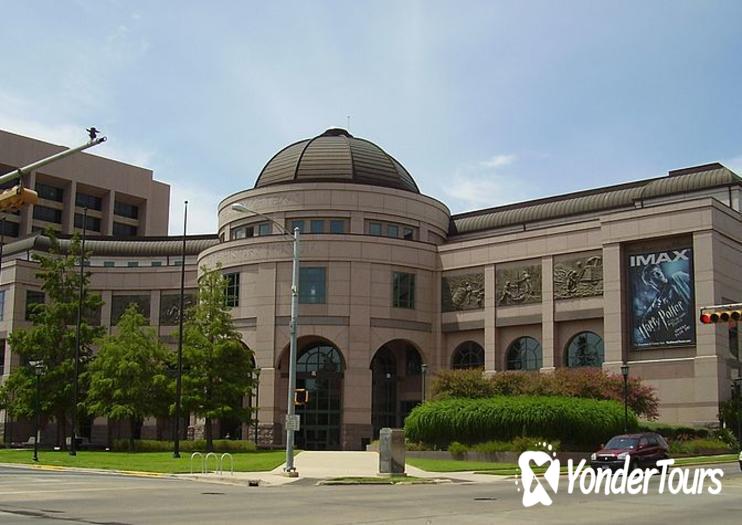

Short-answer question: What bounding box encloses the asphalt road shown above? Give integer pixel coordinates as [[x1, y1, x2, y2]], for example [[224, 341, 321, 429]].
[[0, 463, 740, 524]]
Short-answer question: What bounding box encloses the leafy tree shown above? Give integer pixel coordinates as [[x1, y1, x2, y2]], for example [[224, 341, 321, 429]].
[[0, 232, 103, 448], [181, 266, 254, 451], [86, 304, 171, 450]]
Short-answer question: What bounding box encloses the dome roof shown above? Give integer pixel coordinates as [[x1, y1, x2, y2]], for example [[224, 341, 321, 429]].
[[254, 128, 419, 193]]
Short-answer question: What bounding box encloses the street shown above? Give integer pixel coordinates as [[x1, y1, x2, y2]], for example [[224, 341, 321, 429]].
[[0, 464, 740, 524]]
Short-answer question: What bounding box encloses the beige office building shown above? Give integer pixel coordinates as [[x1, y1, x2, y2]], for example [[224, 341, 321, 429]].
[[1, 128, 740, 450]]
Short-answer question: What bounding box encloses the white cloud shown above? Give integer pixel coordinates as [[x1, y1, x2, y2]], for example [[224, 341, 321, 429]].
[[442, 154, 537, 213], [164, 179, 220, 235]]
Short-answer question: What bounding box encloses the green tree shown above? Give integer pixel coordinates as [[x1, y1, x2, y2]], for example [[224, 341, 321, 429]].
[[0, 232, 103, 448], [181, 266, 254, 451], [86, 304, 171, 450]]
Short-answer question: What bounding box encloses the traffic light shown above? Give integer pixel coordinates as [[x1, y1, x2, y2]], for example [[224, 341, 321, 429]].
[[700, 304, 742, 324], [0, 185, 38, 211], [294, 389, 310, 406]]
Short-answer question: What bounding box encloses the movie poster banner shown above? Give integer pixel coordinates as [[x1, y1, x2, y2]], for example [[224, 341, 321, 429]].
[[628, 246, 695, 349]]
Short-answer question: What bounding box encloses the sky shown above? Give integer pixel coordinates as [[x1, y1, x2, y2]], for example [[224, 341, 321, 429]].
[[1, 0, 741, 234]]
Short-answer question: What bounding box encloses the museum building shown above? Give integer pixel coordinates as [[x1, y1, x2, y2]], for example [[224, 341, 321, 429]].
[[1, 128, 741, 450]]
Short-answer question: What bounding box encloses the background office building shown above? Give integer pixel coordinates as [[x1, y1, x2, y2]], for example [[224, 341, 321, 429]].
[[1, 128, 740, 449]]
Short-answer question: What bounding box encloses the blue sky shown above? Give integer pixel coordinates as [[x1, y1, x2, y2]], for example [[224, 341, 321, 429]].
[[1, 1, 740, 233]]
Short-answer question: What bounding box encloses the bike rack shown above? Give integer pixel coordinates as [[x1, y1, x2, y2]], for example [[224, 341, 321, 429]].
[[220, 453, 234, 476], [189, 452, 204, 474], [204, 452, 219, 475]]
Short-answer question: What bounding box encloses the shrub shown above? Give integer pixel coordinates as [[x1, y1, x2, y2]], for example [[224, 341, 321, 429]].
[[112, 439, 257, 452], [447, 441, 469, 458], [668, 438, 733, 456], [432, 368, 659, 420], [405, 396, 634, 449]]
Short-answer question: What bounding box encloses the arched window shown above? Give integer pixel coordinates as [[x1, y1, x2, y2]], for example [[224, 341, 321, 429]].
[[565, 331, 604, 368], [297, 343, 343, 374], [506, 337, 542, 371], [452, 341, 485, 369]]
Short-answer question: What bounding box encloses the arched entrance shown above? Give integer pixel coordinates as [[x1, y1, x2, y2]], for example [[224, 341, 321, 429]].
[[294, 342, 344, 450], [370, 340, 424, 438]]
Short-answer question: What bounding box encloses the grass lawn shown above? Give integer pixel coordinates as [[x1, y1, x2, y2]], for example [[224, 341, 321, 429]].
[[0, 450, 287, 474]]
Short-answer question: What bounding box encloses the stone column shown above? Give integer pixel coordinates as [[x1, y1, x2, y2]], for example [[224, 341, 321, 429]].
[[602, 242, 624, 373], [541, 256, 556, 371], [484, 264, 498, 373]]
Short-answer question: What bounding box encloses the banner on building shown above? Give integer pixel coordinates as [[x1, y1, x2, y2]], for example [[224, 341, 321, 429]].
[[628, 247, 695, 348]]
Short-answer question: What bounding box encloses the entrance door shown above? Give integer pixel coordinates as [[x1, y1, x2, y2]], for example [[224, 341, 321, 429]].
[[294, 343, 343, 450]]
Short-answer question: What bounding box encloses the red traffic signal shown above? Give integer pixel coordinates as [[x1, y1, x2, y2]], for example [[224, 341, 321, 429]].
[[699, 304, 742, 324]]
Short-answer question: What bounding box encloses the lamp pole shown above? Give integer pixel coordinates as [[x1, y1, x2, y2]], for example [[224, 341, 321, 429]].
[[71, 206, 88, 456], [733, 377, 742, 449], [254, 368, 261, 446], [421, 363, 427, 403], [621, 364, 630, 433], [29, 360, 43, 462], [231, 203, 300, 476], [173, 201, 187, 458]]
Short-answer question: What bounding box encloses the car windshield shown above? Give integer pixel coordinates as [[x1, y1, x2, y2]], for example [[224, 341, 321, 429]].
[[604, 437, 639, 449]]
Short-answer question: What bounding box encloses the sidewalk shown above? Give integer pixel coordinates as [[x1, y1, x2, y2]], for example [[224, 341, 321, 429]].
[[180, 451, 507, 486]]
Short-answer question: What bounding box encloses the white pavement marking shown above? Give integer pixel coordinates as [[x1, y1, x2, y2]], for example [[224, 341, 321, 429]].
[[0, 486, 154, 496]]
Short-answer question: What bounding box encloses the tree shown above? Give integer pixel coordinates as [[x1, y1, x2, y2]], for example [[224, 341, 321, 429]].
[[86, 304, 171, 450], [0, 232, 103, 448], [181, 266, 254, 451]]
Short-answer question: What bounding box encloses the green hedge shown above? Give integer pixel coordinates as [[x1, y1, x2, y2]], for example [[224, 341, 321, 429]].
[[112, 439, 257, 452], [405, 396, 635, 449]]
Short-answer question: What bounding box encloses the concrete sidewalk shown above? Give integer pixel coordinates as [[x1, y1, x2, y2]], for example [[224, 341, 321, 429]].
[[181, 451, 507, 486]]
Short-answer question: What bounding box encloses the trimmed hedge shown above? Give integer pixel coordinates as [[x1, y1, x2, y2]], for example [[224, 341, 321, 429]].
[[112, 439, 257, 452], [405, 396, 636, 449]]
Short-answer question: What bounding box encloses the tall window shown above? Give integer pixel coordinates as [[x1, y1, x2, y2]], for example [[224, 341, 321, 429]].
[[330, 220, 346, 234], [369, 222, 382, 236], [506, 337, 542, 371], [730, 323, 739, 359], [257, 223, 271, 236], [406, 347, 422, 376], [224, 272, 240, 307], [0, 290, 5, 321], [113, 222, 138, 236], [114, 201, 139, 219], [310, 220, 324, 233], [33, 205, 63, 224], [299, 267, 326, 304], [35, 182, 64, 202], [75, 192, 102, 210], [392, 272, 415, 309], [74, 213, 102, 232], [565, 331, 604, 368], [26, 290, 45, 321], [452, 341, 485, 369], [0, 340, 5, 376]]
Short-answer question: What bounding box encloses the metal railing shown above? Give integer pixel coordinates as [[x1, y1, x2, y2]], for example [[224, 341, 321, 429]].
[[189, 451, 234, 476]]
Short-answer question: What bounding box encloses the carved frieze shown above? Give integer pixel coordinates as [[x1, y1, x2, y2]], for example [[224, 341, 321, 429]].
[[111, 295, 151, 325], [442, 272, 485, 312], [496, 264, 542, 306], [553, 255, 603, 299], [159, 292, 196, 325]]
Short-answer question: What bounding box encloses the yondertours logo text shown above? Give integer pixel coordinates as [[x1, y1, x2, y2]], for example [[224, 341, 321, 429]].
[[515, 443, 724, 508]]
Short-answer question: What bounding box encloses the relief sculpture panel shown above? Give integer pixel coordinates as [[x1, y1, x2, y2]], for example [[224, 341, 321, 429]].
[[553, 255, 603, 299], [159, 292, 197, 325], [442, 272, 484, 312], [496, 264, 542, 306]]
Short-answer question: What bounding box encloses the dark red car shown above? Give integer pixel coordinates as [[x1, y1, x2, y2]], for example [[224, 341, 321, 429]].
[[590, 432, 670, 470]]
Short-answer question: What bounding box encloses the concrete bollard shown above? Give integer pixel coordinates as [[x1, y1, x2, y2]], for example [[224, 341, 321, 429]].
[[378, 428, 406, 476]]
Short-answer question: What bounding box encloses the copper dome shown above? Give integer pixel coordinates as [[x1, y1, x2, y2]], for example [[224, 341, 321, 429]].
[[254, 128, 419, 193]]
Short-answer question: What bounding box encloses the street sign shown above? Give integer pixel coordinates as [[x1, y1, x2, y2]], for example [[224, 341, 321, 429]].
[[286, 414, 301, 432]]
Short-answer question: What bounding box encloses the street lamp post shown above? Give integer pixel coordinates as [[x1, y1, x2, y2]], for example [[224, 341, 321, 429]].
[[29, 360, 43, 462], [173, 201, 188, 459], [621, 364, 630, 433], [421, 363, 427, 403], [231, 202, 300, 476], [732, 378, 742, 449], [71, 206, 88, 456], [254, 368, 261, 446]]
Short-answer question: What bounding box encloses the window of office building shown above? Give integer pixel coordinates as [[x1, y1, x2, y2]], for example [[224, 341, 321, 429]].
[[33, 205, 63, 224], [151, 261, 162, 267], [103, 261, 115, 268], [392, 272, 415, 309], [26, 290, 45, 320], [114, 201, 139, 219], [35, 182, 64, 202], [290, 220, 305, 233], [299, 267, 326, 304], [0, 290, 5, 321], [0, 220, 19, 237], [452, 341, 485, 369], [113, 222, 138, 236], [0, 340, 5, 376], [257, 223, 271, 236], [369, 222, 382, 236], [386, 224, 399, 238], [310, 219, 324, 233], [330, 219, 346, 234], [75, 192, 103, 210], [74, 213, 102, 232], [506, 337, 542, 371], [127, 261, 139, 267], [565, 332, 604, 368], [224, 272, 240, 307]]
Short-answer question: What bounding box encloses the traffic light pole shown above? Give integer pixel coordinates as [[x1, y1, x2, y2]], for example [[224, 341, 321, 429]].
[[0, 136, 107, 187]]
